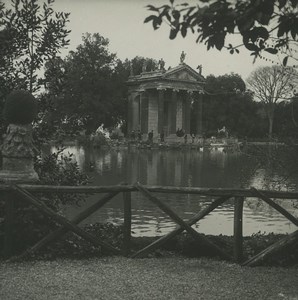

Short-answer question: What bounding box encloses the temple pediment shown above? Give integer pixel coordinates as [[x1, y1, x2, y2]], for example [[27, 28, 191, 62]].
[[163, 63, 204, 82], [127, 62, 204, 92], [164, 69, 198, 81]]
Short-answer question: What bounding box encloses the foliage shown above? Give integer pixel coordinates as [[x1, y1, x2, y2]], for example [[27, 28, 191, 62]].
[[243, 231, 298, 266], [35, 149, 89, 199], [244, 144, 298, 191], [3, 90, 37, 125], [43, 33, 124, 135], [273, 97, 298, 138], [6, 224, 296, 266], [144, 0, 298, 66], [127, 56, 159, 75], [247, 65, 297, 139], [0, 0, 70, 95], [0, 148, 89, 256], [44, 50, 159, 137], [0, 0, 70, 141], [192, 73, 267, 138]]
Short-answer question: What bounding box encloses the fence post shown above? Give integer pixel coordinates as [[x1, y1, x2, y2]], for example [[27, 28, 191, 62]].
[[123, 191, 132, 256], [3, 192, 14, 257], [234, 196, 244, 263]]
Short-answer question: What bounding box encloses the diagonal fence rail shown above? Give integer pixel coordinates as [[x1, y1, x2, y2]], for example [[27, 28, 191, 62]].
[[0, 183, 297, 265]]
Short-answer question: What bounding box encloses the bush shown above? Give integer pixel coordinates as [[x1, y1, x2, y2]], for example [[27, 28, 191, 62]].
[[4, 90, 38, 124], [0, 148, 89, 256]]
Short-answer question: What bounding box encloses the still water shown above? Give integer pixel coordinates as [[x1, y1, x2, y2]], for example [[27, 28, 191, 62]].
[[51, 145, 298, 237]]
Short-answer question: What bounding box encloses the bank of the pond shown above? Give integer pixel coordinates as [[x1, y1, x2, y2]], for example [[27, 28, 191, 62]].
[[1, 257, 297, 300], [4, 223, 297, 267]]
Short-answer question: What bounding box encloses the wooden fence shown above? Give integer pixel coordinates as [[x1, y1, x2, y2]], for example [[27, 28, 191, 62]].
[[1, 182, 297, 266]]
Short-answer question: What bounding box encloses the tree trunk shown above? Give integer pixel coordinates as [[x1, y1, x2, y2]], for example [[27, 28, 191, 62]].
[[268, 116, 273, 140], [291, 101, 298, 127], [267, 104, 275, 140]]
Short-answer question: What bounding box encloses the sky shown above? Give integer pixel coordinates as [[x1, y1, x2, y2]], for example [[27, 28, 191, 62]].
[[49, 0, 278, 80]]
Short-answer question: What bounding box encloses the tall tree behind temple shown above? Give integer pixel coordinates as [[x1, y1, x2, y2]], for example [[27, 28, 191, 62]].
[[247, 66, 297, 139], [44, 33, 117, 134], [274, 97, 298, 139], [196, 73, 266, 138], [44, 52, 159, 136]]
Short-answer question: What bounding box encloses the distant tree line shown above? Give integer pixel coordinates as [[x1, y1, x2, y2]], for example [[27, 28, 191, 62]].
[[191, 72, 298, 140]]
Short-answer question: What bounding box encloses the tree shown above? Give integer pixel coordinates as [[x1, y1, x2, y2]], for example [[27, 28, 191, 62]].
[[44, 33, 126, 134], [44, 51, 159, 136], [0, 0, 70, 95], [274, 97, 298, 139], [128, 56, 159, 75], [247, 65, 297, 139], [196, 73, 266, 138], [144, 0, 298, 66]]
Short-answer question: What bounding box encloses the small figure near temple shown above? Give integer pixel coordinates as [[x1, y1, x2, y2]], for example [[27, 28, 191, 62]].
[[160, 130, 164, 142], [191, 134, 195, 143], [131, 130, 136, 140], [137, 129, 142, 141], [176, 128, 185, 137], [196, 64, 202, 75], [180, 51, 186, 64], [148, 130, 154, 143], [217, 126, 228, 138]]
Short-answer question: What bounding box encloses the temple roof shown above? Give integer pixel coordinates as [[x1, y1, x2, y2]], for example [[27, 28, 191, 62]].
[[127, 63, 205, 93]]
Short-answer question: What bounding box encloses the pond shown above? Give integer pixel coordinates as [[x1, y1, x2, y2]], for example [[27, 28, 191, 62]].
[[50, 144, 298, 237]]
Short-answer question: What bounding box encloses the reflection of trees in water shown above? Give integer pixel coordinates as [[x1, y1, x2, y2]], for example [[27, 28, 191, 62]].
[[49, 145, 297, 192], [245, 145, 298, 191], [50, 146, 86, 169], [245, 197, 297, 219], [57, 145, 297, 235]]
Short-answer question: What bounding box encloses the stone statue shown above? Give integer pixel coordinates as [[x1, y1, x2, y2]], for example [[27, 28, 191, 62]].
[[0, 90, 39, 182], [158, 58, 165, 70], [129, 62, 134, 76], [180, 51, 186, 64], [197, 64, 202, 75], [1, 124, 36, 158], [142, 60, 147, 73]]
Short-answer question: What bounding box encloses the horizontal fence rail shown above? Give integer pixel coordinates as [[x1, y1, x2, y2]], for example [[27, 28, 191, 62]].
[[0, 184, 298, 198], [0, 183, 297, 266]]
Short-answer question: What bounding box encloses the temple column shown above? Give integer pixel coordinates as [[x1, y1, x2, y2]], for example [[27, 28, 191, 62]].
[[140, 91, 148, 133], [127, 92, 134, 135], [176, 92, 183, 131], [158, 89, 164, 135], [185, 92, 192, 134], [148, 91, 159, 136], [181, 91, 189, 133], [171, 90, 177, 134], [131, 94, 141, 131], [195, 92, 203, 135]]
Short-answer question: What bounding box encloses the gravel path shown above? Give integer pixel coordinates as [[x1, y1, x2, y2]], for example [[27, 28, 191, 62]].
[[0, 257, 297, 300]]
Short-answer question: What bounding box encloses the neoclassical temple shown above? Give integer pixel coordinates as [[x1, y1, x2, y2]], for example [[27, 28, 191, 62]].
[[127, 60, 205, 141]]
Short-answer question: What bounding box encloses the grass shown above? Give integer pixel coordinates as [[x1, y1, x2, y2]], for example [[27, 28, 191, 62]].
[[0, 257, 297, 300]]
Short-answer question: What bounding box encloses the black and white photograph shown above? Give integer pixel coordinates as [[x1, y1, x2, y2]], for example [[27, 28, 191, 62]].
[[0, 0, 298, 299]]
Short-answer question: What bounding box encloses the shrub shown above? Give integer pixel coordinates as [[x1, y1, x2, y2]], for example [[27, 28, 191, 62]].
[[3, 90, 38, 124], [0, 148, 89, 256]]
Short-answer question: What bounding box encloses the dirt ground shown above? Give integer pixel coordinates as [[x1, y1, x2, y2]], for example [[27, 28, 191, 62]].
[[0, 257, 297, 300]]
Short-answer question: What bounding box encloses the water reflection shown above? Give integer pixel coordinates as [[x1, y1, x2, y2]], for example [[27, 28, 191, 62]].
[[53, 145, 298, 236]]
